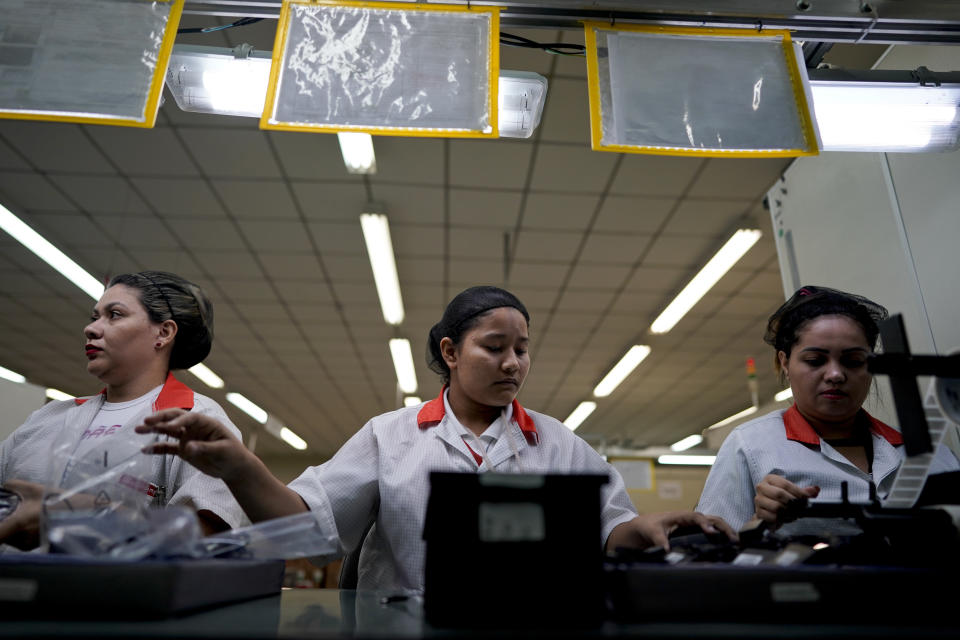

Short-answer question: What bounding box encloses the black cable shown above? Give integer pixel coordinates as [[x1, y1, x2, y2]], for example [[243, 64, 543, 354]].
[[177, 17, 263, 34], [500, 31, 586, 56]]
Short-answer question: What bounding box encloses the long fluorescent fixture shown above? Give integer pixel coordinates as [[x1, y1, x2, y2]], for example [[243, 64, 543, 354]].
[[649, 229, 762, 334], [808, 69, 960, 153], [226, 392, 268, 424], [361, 212, 405, 325], [404, 396, 422, 407], [670, 434, 703, 452], [593, 345, 652, 397], [46, 388, 75, 401], [0, 203, 104, 300], [564, 401, 597, 431], [658, 454, 716, 466], [0, 365, 26, 384], [706, 406, 758, 431], [774, 388, 794, 402], [338, 133, 377, 174], [188, 363, 224, 389], [389, 338, 418, 394], [280, 427, 308, 451]]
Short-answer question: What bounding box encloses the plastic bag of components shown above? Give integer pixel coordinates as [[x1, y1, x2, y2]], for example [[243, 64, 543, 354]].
[[200, 511, 339, 560]]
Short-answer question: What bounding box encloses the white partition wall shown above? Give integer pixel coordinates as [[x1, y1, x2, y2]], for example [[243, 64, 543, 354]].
[[0, 378, 46, 441], [767, 44, 960, 427]]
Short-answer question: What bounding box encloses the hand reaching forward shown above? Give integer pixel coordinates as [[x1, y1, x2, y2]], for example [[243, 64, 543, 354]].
[[0, 479, 46, 550], [607, 510, 737, 552], [753, 473, 820, 527], [135, 409, 250, 482]]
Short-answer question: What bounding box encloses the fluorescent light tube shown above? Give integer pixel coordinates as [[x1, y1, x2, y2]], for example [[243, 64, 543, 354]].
[[188, 363, 224, 389], [563, 401, 597, 431], [811, 81, 960, 152], [361, 212, 405, 325], [774, 388, 793, 402], [46, 388, 75, 401], [593, 345, 651, 397], [226, 392, 268, 424], [404, 396, 422, 407], [658, 454, 716, 466], [498, 70, 548, 139], [670, 434, 703, 452], [0, 203, 104, 300], [0, 365, 26, 384], [389, 338, 418, 394], [280, 427, 308, 451], [338, 132, 377, 174], [706, 406, 758, 430], [650, 229, 762, 334], [166, 45, 272, 118]]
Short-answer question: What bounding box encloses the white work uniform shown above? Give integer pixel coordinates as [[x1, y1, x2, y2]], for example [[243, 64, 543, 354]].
[[0, 372, 249, 530], [696, 405, 960, 530], [288, 389, 638, 593]]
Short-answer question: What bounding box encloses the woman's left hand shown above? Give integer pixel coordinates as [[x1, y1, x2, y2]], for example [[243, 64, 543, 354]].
[[606, 511, 737, 552]]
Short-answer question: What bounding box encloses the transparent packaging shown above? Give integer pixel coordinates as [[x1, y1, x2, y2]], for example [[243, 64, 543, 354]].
[[0, 0, 179, 126], [267, 2, 496, 135], [201, 512, 338, 560]]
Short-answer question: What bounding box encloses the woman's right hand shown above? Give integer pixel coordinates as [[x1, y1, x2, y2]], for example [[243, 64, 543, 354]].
[[135, 409, 251, 482], [753, 474, 820, 527]]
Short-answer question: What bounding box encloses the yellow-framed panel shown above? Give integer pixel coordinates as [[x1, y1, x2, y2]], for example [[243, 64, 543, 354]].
[[0, 0, 184, 128], [261, 0, 499, 138], [583, 22, 819, 158]]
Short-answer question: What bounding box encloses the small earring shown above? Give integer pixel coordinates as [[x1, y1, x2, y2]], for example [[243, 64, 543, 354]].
[[155, 342, 162, 348]]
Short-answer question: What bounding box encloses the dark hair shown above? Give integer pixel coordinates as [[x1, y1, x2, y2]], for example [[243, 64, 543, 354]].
[[108, 271, 214, 370], [764, 285, 888, 375], [427, 286, 530, 384]]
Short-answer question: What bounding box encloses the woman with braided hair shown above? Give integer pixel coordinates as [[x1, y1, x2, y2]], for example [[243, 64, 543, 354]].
[[0, 271, 247, 550]]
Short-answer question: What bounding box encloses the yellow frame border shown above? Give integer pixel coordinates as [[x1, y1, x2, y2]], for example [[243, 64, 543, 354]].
[[0, 0, 184, 129], [583, 22, 819, 158], [261, 0, 499, 138]]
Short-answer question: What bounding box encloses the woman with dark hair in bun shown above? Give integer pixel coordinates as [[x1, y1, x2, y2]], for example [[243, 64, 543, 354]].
[[696, 285, 959, 531], [0, 271, 247, 550], [135, 285, 735, 592]]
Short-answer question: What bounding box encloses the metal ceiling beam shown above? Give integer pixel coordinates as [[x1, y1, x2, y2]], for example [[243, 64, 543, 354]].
[[182, 1, 960, 45]]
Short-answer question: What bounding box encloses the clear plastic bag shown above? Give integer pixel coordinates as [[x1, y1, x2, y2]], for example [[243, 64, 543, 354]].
[[201, 511, 338, 560]]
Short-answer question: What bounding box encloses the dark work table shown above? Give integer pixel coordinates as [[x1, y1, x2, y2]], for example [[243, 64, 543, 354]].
[[1, 588, 957, 639]]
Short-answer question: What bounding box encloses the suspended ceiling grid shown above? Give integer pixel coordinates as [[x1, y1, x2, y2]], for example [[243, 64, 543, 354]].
[[0, 14, 903, 465]]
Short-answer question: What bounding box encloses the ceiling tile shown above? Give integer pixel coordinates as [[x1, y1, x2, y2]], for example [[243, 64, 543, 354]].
[[212, 179, 300, 219], [371, 137, 445, 186], [448, 258, 503, 286], [537, 77, 591, 145], [51, 175, 150, 215], [0, 121, 113, 174], [642, 234, 719, 267], [366, 185, 443, 225], [170, 219, 247, 251], [507, 262, 569, 288], [0, 173, 74, 211], [450, 227, 509, 259], [391, 224, 444, 259], [610, 155, 705, 197], [567, 263, 631, 289], [580, 232, 651, 265], [522, 192, 598, 231], [180, 130, 282, 179], [512, 229, 581, 261], [259, 253, 327, 282], [529, 143, 618, 193], [450, 139, 534, 190], [397, 257, 445, 285], [193, 250, 265, 278], [93, 215, 181, 250], [555, 288, 617, 314], [593, 195, 674, 233], [687, 158, 791, 199], [322, 255, 374, 282], [663, 198, 753, 236], [449, 188, 522, 229], [238, 220, 314, 253], [291, 182, 367, 221], [0, 134, 29, 170], [24, 212, 113, 251], [307, 221, 365, 256], [268, 130, 357, 182], [85, 126, 194, 177], [131, 177, 225, 218]]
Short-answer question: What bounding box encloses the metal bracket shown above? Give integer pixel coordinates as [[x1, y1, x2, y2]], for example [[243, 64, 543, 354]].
[[911, 65, 942, 87]]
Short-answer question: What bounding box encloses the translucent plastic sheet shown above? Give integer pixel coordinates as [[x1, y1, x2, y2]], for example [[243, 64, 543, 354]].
[[0, 0, 182, 127], [264, 2, 498, 136], [585, 25, 818, 157]]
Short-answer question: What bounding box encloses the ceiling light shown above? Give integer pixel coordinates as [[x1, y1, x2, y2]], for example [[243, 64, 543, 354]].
[[338, 132, 377, 174], [774, 388, 793, 402], [187, 363, 224, 389], [593, 345, 652, 397], [46, 388, 74, 401], [404, 396, 422, 407], [166, 44, 272, 118], [650, 229, 762, 334], [498, 70, 548, 139], [280, 427, 308, 451], [658, 454, 716, 466], [0, 203, 104, 300], [226, 392, 268, 424], [0, 365, 26, 384], [563, 401, 597, 431], [809, 77, 960, 152], [389, 338, 418, 394], [670, 434, 704, 451], [706, 406, 758, 430], [360, 212, 405, 326]]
